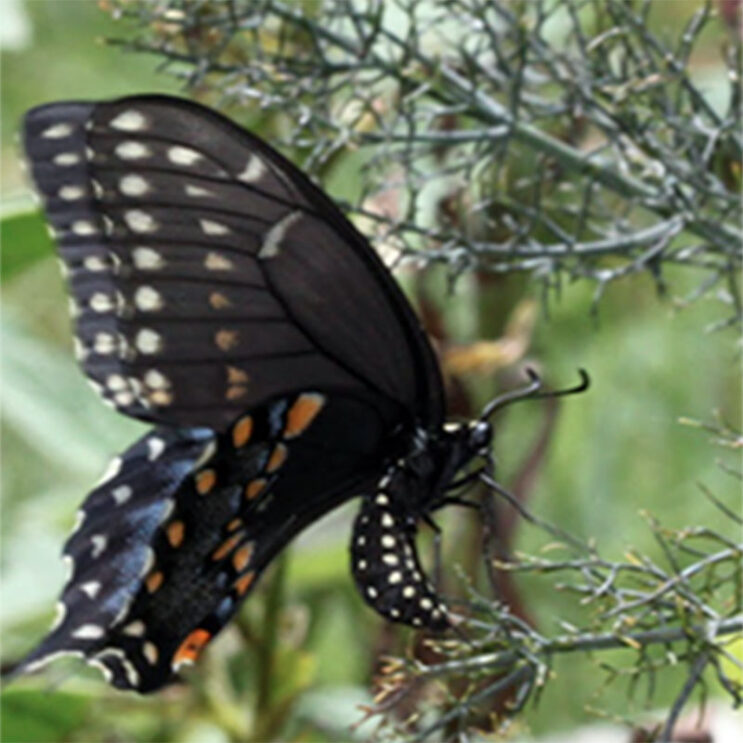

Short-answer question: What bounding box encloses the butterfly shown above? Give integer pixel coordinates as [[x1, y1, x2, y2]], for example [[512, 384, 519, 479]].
[[13, 95, 587, 693]]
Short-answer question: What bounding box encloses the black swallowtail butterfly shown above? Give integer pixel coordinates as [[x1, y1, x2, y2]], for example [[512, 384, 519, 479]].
[[13, 95, 586, 693]]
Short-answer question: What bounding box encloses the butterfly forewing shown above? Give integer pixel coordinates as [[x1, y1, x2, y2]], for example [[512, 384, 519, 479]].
[[23, 96, 444, 431]]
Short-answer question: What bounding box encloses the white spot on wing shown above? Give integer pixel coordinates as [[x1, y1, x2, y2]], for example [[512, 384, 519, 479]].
[[80, 581, 102, 599], [90, 534, 108, 558], [58, 185, 85, 201], [204, 252, 233, 270], [185, 184, 213, 197], [90, 292, 114, 313], [388, 571, 402, 584], [53, 152, 81, 166], [194, 440, 218, 470], [97, 456, 122, 485], [258, 211, 302, 259], [167, 146, 201, 166], [116, 141, 151, 160], [72, 624, 105, 640], [110, 110, 147, 131], [139, 547, 156, 578], [50, 602, 66, 630], [134, 286, 164, 312], [144, 369, 170, 389], [123, 620, 145, 637], [143, 642, 159, 665], [237, 155, 266, 183], [125, 210, 158, 233], [133, 246, 165, 270], [112, 485, 132, 505], [84, 255, 108, 272], [72, 220, 97, 236], [114, 391, 135, 406], [135, 328, 162, 354], [94, 332, 116, 355], [147, 437, 166, 461], [42, 123, 73, 139], [200, 219, 230, 236], [119, 174, 150, 196]]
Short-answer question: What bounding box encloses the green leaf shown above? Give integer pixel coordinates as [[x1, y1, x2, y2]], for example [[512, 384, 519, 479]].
[[0, 206, 52, 283], [0, 688, 91, 743]]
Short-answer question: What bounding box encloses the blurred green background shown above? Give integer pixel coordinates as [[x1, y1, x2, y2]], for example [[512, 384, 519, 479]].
[[1, 2, 739, 742]]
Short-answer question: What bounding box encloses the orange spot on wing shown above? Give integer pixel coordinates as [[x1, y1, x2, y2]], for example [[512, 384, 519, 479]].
[[245, 478, 267, 500], [232, 415, 253, 448], [285, 393, 325, 438], [266, 443, 288, 473], [209, 291, 231, 309], [233, 543, 254, 572], [234, 571, 255, 596], [227, 518, 243, 532], [195, 469, 216, 495], [146, 571, 164, 593], [215, 330, 239, 351], [172, 628, 211, 669], [211, 533, 243, 561], [227, 366, 249, 384], [166, 520, 185, 548], [226, 385, 247, 400]]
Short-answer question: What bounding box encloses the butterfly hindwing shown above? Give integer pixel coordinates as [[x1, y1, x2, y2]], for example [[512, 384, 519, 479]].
[[14, 391, 391, 692], [22, 96, 444, 432]]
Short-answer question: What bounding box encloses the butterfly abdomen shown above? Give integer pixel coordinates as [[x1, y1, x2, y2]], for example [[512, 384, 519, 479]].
[[350, 469, 450, 632]]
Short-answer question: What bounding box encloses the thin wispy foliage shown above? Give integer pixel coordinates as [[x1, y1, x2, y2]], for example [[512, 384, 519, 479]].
[[89, 1, 743, 740], [106, 0, 742, 328]]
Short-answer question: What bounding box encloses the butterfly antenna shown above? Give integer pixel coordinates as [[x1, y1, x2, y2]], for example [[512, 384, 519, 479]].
[[479, 368, 590, 422]]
